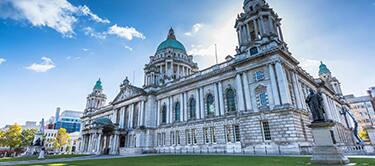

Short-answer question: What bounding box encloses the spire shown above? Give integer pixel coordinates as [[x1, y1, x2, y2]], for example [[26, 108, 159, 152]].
[[94, 78, 103, 90], [319, 61, 331, 76], [167, 27, 176, 40]]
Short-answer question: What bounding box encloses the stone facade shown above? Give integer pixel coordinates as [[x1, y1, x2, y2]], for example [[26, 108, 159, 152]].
[[80, 0, 356, 155]]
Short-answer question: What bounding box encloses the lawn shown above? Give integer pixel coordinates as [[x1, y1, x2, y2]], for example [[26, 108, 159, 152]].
[[0, 154, 90, 162], [16, 155, 375, 166]]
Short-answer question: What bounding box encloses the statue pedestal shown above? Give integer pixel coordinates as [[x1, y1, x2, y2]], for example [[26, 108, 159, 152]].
[[308, 121, 349, 165]]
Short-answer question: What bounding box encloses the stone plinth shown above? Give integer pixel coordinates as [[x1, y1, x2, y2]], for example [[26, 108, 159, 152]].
[[308, 121, 349, 165]]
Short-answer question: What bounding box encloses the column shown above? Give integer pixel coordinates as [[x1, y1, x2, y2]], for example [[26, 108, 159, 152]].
[[184, 92, 188, 121], [253, 19, 259, 39], [245, 24, 250, 42], [278, 25, 284, 41], [242, 72, 252, 111], [129, 104, 134, 128], [218, 82, 225, 115], [321, 93, 333, 120], [291, 72, 303, 109], [268, 17, 274, 34], [96, 134, 102, 154], [199, 87, 205, 118], [180, 93, 184, 122], [87, 134, 92, 152], [259, 16, 265, 35], [269, 64, 281, 106], [214, 83, 220, 116], [139, 101, 144, 126], [157, 100, 160, 125], [235, 74, 245, 112], [177, 64, 180, 78], [275, 62, 292, 105], [196, 89, 201, 119], [167, 97, 171, 123]]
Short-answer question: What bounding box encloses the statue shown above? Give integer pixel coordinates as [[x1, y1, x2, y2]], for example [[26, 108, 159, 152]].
[[305, 89, 326, 122]]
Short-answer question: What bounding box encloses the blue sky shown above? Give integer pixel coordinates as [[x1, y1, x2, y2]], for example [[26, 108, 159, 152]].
[[0, 0, 374, 127]]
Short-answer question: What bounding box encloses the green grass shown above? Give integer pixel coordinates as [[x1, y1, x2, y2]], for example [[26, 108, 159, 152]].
[[0, 154, 90, 162], [15, 155, 375, 166]]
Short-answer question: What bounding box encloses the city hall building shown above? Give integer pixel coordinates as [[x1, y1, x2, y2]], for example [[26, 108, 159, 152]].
[[80, 0, 356, 155]]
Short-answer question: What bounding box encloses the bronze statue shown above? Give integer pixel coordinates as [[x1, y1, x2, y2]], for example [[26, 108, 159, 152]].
[[306, 89, 326, 122]]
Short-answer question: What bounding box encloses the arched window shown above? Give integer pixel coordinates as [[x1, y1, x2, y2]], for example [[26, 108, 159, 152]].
[[189, 98, 196, 119], [174, 102, 180, 122], [161, 104, 167, 124], [206, 94, 215, 116], [225, 88, 236, 112], [255, 85, 269, 108]]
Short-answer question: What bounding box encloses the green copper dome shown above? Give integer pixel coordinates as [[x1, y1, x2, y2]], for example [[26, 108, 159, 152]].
[[319, 61, 331, 75], [157, 28, 186, 52], [94, 79, 103, 90]]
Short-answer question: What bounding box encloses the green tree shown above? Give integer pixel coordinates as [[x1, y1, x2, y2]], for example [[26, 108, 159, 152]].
[[4, 123, 22, 150], [0, 130, 5, 147], [21, 128, 37, 147], [52, 128, 71, 151]]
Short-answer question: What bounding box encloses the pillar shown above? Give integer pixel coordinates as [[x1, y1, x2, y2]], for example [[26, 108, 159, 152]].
[[157, 100, 160, 125], [214, 83, 220, 116], [180, 93, 184, 122], [184, 92, 188, 121], [199, 87, 205, 118], [139, 101, 144, 126], [321, 93, 333, 120], [253, 19, 259, 39], [242, 72, 252, 111], [269, 63, 281, 107], [291, 72, 303, 109], [218, 82, 225, 115], [96, 134, 102, 154], [235, 74, 245, 112], [196, 89, 201, 119], [275, 61, 292, 105]]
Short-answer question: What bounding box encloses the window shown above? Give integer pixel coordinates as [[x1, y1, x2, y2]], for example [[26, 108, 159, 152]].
[[206, 94, 215, 116], [254, 71, 265, 81], [162, 132, 166, 146], [225, 125, 232, 143], [203, 128, 209, 144], [189, 98, 196, 119], [210, 127, 216, 143], [225, 88, 237, 112], [262, 121, 272, 141], [175, 102, 180, 122], [161, 104, 167, 124], [176, 131, 180, 145], [192, 129, 197, 144], [185, 129, 191, 145], [234, 125, 241, 142], [256, 85, 269, 108], [170, 131, 175, 145]]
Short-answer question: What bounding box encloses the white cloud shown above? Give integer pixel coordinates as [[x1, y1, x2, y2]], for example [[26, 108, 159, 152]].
[[185, 23, 203, 36], [124, 45, 133, 51], [83, 27, 106, 40], [82, 48, 89, 52], [0, 0, 110, 37], [0, 58, 6, 65], [78, 5, 109, 24], [26, 57, 55, 72], [107, 24, 145, 40]]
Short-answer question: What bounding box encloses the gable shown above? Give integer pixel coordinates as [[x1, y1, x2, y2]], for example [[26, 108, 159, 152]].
[[113, 85, 145, 103]]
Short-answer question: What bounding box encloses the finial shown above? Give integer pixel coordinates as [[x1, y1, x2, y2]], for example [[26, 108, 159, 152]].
[[167, 27, 176, 40]]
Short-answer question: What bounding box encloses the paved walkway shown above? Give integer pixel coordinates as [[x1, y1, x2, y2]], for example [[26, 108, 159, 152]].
[[1, 154, 374, 165]]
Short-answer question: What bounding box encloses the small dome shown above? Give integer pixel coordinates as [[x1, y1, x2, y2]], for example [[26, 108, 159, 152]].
[[156, 28, 186, 53]]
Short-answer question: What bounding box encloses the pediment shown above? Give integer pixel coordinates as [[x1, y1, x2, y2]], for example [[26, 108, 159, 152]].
[[113, 85, 145, 103]]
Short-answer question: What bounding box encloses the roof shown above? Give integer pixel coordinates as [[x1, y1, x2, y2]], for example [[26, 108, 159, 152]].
[[94, 79, 103, 90], [345, 95, 372, 103], [156, 28, 186, 53]]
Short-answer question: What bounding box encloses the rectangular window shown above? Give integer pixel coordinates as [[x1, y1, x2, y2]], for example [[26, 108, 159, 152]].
[[262, 121, 272, 141], [170, 131, 175, 145], [185, 129, 191, 145], [225, 125, 232, 143], [233, 125, 241, 142], [162, 132, 166, 146], [210, 127, 216, 143], [176, 130, 180, 145], [203, 128, 209, 144], [191, 129, 197, 144]]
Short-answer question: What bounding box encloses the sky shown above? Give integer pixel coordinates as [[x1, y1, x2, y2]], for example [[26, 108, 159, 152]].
[[0, 0, 374, 127]]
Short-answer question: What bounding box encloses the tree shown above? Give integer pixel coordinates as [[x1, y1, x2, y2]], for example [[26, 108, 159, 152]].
[[0, 130, 5, 147], [21, 128, 37, 147], [4, 123, 22, 150], [52, 128, 71, 151]]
